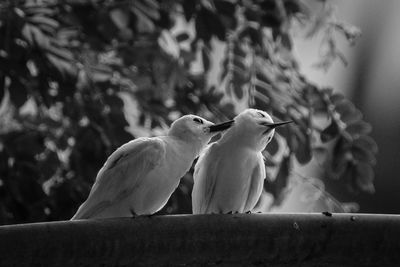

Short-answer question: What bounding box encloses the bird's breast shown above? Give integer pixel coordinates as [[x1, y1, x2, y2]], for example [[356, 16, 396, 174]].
[[159, 141, 193, 180]]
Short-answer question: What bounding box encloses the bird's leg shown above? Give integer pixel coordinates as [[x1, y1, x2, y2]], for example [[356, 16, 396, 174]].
[[130, 208, 138, 218], [142, 213, 155, 218], [130, 208, 154, 219]]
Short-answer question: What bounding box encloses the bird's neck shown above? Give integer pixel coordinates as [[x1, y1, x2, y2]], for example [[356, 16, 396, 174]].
[[167, 135, 204, 159], [219, 126, 261, 152]]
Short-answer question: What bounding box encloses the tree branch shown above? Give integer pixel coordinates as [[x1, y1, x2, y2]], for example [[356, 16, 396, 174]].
[[0, 213, 399, 266]]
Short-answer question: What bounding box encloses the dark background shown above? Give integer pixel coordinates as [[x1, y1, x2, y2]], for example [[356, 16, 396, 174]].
[[294, 0, 400, 214], [0, 0, 396, 225]]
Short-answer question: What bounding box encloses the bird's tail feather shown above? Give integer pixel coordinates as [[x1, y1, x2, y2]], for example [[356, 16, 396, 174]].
[[70, 200, 109, 220]]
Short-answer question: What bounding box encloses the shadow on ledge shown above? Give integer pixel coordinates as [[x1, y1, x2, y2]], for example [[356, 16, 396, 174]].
[[0, 213, 399, 266]]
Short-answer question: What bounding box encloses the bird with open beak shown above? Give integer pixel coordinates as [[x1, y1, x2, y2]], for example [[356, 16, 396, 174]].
[[192, 108, 292, 214], [71, 115, 234, 219]]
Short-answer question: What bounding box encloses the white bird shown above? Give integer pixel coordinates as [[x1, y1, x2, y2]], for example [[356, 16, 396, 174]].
[[71, 115, 234, 220], [192, 108, 291, 214]]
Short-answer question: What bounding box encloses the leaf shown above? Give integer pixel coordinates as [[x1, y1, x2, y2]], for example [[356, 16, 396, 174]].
[[57, 28, 79, 43], [227, 81, 243, 99], [46, 45, 74, 61], [24, 7, 55, 16], [110, 8, 130, 30], [27, 15, 59, 30], [46, 54, 77, 80], [233, 43, 247, 58], [330, 93, 345, 105], [320, 119, 339, 142], [353, 135, 378, 154], [158, 30, 179, 59], [351, 144, 376, 165], [345, 121, 372, 137], [351, 136, 378, 165], [355, 162, 375, 193], [131, 6, 155, 33], [90, 66, 113, 83], [287, 108, 307, 130], [232, 66, 249, 83], [28, 24, 50, 48], [21, 24, 44, 48], [232, 57, 247, 71], [231, 72, 248, 99], [335, 100, 355, 119], [304, 86, 325, 112], [295, 131, 312, 164], [9, 79, 28, 108], [341, 108, 362, 125], [132, 0, 160, 20]]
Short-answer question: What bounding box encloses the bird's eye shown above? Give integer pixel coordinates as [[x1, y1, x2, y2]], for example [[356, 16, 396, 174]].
[[257, 112, 265, 118], [193, 117, 203, 124]]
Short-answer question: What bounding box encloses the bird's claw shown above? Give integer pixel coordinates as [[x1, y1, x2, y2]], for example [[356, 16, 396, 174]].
[[130, 208, 138, 218]]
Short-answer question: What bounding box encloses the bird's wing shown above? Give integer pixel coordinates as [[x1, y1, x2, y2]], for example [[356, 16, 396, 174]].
[[192, 143, 220, 214], [71, 137, 166, 219], [244, 155, 265, 212]]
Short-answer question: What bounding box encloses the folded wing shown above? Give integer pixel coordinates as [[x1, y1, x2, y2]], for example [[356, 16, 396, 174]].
[[71, 137, 166, 219], [192, 143, 220, 214]]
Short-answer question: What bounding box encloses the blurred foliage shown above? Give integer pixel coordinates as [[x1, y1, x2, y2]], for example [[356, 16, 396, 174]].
[[0, 0, 376, 224]]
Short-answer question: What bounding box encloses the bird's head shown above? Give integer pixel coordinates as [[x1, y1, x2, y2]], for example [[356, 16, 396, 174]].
[[227, 109, 292, 151], [168, 114, 234, 146]]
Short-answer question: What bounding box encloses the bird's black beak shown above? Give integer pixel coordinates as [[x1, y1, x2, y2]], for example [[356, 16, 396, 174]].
[[261, 120, 293, 129], [209, 120, 235, 132]]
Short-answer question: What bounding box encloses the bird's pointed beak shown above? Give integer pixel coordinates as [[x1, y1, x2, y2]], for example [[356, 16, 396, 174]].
[[208, 120, 235, 132], [261, 120, 293, 129]]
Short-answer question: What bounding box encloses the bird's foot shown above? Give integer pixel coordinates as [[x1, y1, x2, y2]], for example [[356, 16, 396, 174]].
[[130, 208, 138, 218], [225, 211, 240, 214], [245, 210, 252, 214]]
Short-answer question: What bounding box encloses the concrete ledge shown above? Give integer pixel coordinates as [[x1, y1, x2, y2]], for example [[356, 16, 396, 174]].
[[0, 213, 399, 266]]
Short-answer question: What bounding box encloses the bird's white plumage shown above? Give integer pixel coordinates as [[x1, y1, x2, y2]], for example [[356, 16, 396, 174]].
[[72, 115, 225, 220], [72, 138, 166, 219], [192, 108, 276, 214]]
